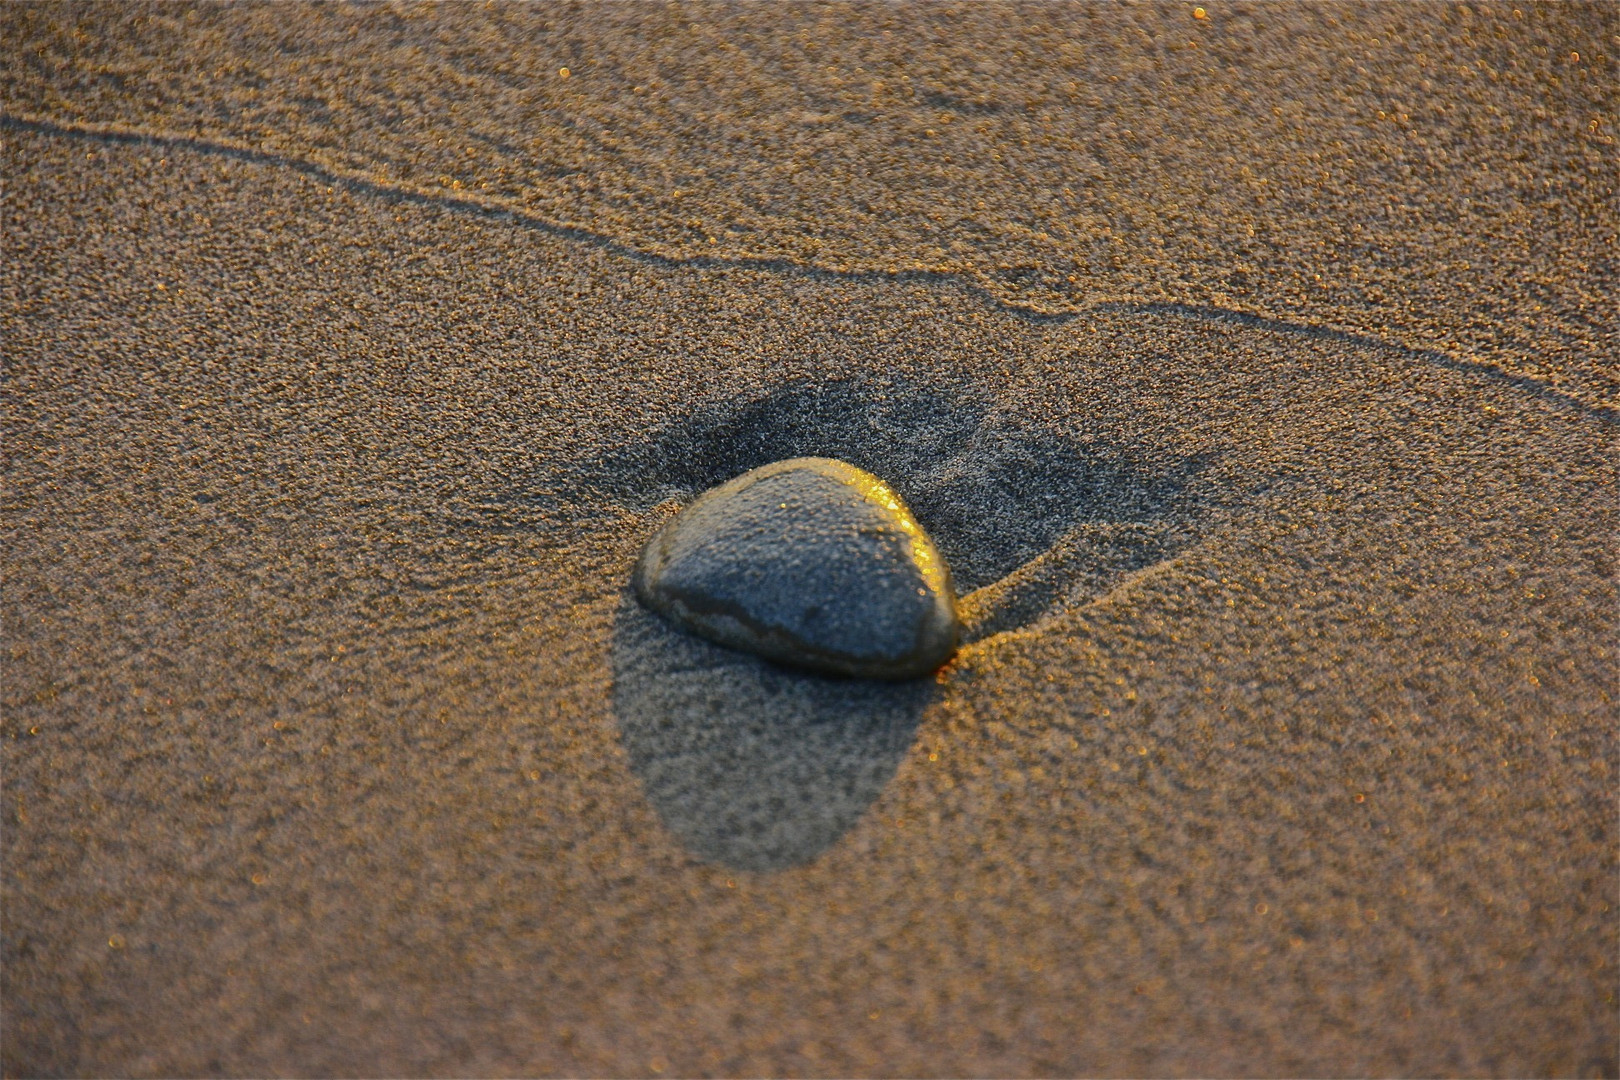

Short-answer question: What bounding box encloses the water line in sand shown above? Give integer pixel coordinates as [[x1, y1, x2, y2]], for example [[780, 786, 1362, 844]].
[[6, 110, 1610, 424]]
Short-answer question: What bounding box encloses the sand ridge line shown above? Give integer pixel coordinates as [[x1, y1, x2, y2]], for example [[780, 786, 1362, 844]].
[[0, 111, 1037, 319], [8, 110, 1610, 423], [957, 544, 1194, 657], [1097, 302, 1619, 425]]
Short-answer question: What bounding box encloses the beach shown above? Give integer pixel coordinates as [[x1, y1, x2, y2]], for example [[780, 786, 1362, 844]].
[[3, 4, 1616, 1075]]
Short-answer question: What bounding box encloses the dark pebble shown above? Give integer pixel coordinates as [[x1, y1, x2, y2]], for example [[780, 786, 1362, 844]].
[[634, 457, 959, 679]]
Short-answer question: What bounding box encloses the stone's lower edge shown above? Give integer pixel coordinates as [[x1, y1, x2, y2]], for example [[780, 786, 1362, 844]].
[[674, 593, 954, 681], [642, 590, 954, 681]]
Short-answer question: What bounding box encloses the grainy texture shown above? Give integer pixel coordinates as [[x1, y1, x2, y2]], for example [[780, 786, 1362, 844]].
[[2, 3, 1616, 1077], [3, 2, 1617, 410]]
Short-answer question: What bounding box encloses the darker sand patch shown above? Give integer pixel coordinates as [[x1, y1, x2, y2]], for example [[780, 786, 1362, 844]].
[[612, 591, 934, 871]]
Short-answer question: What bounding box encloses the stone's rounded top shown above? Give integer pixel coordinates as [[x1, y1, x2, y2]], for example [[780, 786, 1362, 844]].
[[634, 457, 960, 679]]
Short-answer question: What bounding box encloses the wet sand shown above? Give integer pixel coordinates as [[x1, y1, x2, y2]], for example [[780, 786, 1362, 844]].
[[3, 4, 1616, 1076]]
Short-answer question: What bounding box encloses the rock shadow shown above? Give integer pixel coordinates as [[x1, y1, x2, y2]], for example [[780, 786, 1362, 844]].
[[600, 376, 1225, 868], [586, 376, 1218, 631], [611, 591, 934, 871]]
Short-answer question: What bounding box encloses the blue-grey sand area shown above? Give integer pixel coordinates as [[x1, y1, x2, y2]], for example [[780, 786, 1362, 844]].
[[3, 4, 1615, 1075]]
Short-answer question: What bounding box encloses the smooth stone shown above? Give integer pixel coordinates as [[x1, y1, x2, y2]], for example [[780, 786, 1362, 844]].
[[633, 457, 960, 679]]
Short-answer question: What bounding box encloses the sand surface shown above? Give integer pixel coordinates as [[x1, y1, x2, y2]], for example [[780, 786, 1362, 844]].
[[3, 4, 1616, 1076]]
